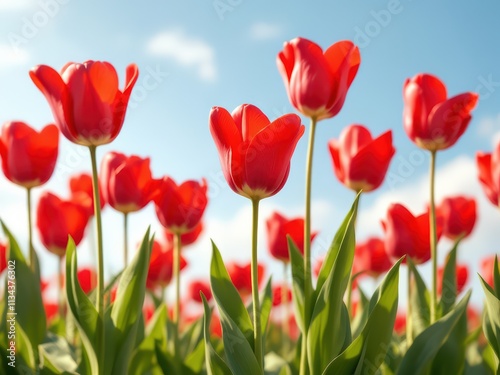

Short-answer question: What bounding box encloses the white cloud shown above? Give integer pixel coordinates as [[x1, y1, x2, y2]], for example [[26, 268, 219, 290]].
[[476, 113, 500, 145], [147, 30, 216, 82], [0, 0, 31, 11], [0, 43, 29, 67], [249, 22, 283, 40]]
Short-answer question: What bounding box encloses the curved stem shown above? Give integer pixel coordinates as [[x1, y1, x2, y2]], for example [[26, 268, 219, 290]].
[[27, 187, 34, 271], [300, 117, 317, 375], [173, 232, 182, 355], [123, 213, 129, 267], [429, 151, 438, 323], [251, 198, 263, 371], [88, 145, 104, 372]]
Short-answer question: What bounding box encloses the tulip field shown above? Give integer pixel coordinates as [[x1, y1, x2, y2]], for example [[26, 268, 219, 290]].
[[1, 8, 500, 375]]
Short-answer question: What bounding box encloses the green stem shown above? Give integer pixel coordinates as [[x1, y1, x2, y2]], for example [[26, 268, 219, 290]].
[[58, 255, 64, 319], [429, 151, 438, 323], [27, 187, 34, 271], [300, 117, 317, 375], [123, 213, 129, 267], [173, 232, 182, 355], [282, 262, 290, 357], [89, 145, 104, 372], [406, 259, 413, 348], [251, 198, 263, 371]]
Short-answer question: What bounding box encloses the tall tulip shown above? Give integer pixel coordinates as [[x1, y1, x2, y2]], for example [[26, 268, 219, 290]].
[[210, 103, 304, 368], [328, 125, 395, 193], [69, 172, 106, 217], [154, 176, 207, 351], [477, 140, 500, 208], [101, 152, 158, 265], [403, 73, 477, 324], [0, 121, 59, 268], [278, 39, 360, 373], [30, 60, 139, 347]]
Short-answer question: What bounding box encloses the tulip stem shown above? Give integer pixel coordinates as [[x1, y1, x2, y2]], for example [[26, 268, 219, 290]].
[[173, 232, 182, 356], [88, 145, 105, 371], [251, 198, 263, 371], [123, 213, 129, 267], [406, 258, 413, 348], [27, 187, 35, 271], [282, 262, 290, 357], [300, 117, 317, 375], [429, 150, 438, 324]]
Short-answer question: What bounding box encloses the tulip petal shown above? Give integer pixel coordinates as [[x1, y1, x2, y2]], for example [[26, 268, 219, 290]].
[[232, 104, 270, 142], [476, 152, 498, 206]]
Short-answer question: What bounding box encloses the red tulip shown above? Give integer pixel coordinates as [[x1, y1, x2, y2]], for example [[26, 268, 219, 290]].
[[277, 37, 361, 121], [480, 255, 499, 288], [394, 311, 406, 335], [328, 125, 395, 192], [100, 152, 157, 214], [226, 261, 265, 299], [36, 191, 90, 256], [44, 302, 58, 322], [477, 141, 500, 207], [266, 211, 318, 263], [210, 313, 222, 338], [146, 240, 187, 290], [0, 121, 58, 188], [437, 263, 469, 295], [165, 221, 203, 248], [403, 73, 478, 151], [354, 237, 393, 277], [154, 177, 208, 234], [189, 280, 212, 303], [77, 268, 97, 294], [30, 60, 139, 146], [0, 242, 6, 274], [209, 104, 304, 200], [381, 203, 442, 264], [436, 196, 476, 240], [272, 284, 292, 306], [69, 172, 106, 216]]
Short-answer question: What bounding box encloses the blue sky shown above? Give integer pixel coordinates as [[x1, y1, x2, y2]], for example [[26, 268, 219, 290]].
[[1, 0, 499, 308]]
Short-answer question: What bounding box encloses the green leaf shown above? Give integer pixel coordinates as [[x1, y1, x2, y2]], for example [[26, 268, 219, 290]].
[[479, 275, 500, 360], [322, 258, 402, 375], [2, 221, 46, 349], [128, 304, 167, 375], [408, 258, 431, 337], [65, 237, 100, 375], [210, 241, 254, 347], [247, 278, 273, 337], [307, 195, 358, 374], [264, 352, 292, 375], [494, 255, 500, 296], [201, 294, 233, 375], [396, 290, 471, 375], [39, 333, 79, 374], [439, 240, 460, 316], [287, 237, 305, 334], [106, 228, 152, 375], [351, 287, 370, 339]]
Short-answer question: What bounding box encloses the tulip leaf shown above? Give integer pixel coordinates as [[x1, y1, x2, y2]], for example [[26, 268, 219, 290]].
[[210, 241, 254, 348], [439, 240, 460, 316], [315, 193, 360, 295], [407, 258, 431, 337], [287, 237, 305, 334], [106, 228, 152, 375], [351, 286, 370, 339], [247, 278, 273, 337], [396, 290, 471, 375], [322, 258, 401, 375], [201, 294, 233, 375], [307, 196, 357, 375], [479, 275, 500, 361], [2, 221, 46, 350], [65, 237, 100, 375], [264, 352, 292, 375], [128, 304, 167, 375]]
